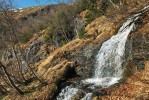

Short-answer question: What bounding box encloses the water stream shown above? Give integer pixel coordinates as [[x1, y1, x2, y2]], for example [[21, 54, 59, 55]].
[[56, 5, 149, 100]]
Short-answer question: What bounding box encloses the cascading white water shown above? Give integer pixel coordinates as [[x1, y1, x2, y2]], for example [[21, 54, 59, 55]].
[[82, 18, 135, 88], [56, 5, 149, 99], [81, 93, 92, 100]]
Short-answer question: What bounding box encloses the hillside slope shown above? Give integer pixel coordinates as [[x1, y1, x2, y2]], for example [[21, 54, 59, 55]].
[[1, 0, 149, 100]]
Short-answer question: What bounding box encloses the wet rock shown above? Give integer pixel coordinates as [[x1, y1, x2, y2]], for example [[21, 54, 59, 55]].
[[71, 90, 85, 100], [74, 45, 99, 78], [93, 89, 108, 96]]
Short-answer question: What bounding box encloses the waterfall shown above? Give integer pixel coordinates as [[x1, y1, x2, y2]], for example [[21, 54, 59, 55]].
[[56, 5, 149, 100], [82, 18, 135, 88]]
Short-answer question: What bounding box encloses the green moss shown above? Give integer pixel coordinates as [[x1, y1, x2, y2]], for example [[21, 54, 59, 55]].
[[61, 40, 67, 46], [19, 32, 33, 43], [44, 32, 51, 42], [123, 66, 132, 80], [0, 94, 7, 100], [85, 13, 94, 24], [78, 29, 86, 38]]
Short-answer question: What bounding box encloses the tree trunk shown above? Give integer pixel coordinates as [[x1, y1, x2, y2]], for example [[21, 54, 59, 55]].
[[0, 62, 24, 95], [0, 1, 45, 85], [0, 85, 8, 93], [27, 65, 44, 84], [9, 23, 45, 84], [109, 0, 120, 9], [1, 76, 13, 88], [12, 46, 27, 82]]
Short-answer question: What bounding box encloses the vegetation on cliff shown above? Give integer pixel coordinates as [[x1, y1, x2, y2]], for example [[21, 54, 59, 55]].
[[0, 0, 149, 99]]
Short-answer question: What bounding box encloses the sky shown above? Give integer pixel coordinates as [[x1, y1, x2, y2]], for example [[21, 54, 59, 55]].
[[13, 0, 55, 8]]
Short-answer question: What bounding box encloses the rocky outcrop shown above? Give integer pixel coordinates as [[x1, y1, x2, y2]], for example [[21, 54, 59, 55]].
[[25, 36, 45, 64], [74, 16, 86, 38]]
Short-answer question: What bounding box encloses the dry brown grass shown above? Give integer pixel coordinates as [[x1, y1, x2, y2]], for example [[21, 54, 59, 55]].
[[14, 6, 44, 20], [4, 1, 149, 99]]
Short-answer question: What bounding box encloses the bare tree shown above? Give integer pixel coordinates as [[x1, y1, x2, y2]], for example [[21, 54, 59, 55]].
[[109, 0, 125, 9], [0, 62, 24, 95], [0, 84, 8, 93], [0, 0, 45, 84]]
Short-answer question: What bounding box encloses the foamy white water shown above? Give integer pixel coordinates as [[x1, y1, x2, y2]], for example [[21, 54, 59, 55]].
[[81, 93, 92, 100], [83, 77, 121, 88], [56, 86, 79, 100]]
